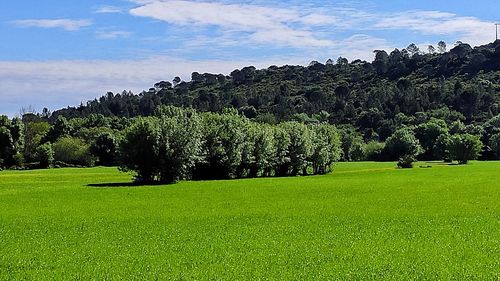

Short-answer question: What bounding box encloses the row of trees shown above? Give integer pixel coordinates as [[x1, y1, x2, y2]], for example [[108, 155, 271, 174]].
[[340, 116, 492, 167], [120, 107, 341, 183], [0, 107, 500, 174]]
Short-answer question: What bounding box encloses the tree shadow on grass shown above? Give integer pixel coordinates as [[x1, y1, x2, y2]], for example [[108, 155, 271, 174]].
[[87, 182, 164, 188]]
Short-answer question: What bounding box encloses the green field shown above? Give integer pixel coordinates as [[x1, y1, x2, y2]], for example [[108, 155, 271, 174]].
[[0, 162, 499, 280]]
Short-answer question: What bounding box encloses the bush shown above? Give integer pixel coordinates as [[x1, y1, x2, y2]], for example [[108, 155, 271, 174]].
[[120, 107, 203, 184], [383, 128, 422, 161], [35, 143, 54, 168], [397, 155, 416, 169], [434, 134, 452, 162], [194, 111, 248, 180], [364, 141, 384, 161], [490, 133, 500, 159], [90, 132, 117, 166], [279, 122, 313, 176], [310, 124, 341, 174], [414, 119, 448, 160], [119, 118, 160, 183], [448, 134, 483, 164], [340, 128, 365, 161], [53, 137, 94, 166]]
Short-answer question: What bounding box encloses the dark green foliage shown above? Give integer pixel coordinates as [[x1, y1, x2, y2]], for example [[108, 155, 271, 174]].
[[383, 128, 423, 161], [434, 134, 453, 162], [156, 107, 202, 183], [44, 116, 72, 143], [363, 141, 385, 161], [490, 133, 500, 159], [340, 127, 365, 161], [50, 41, 500, 133], [35, 143, 54, 168], [0, 116, 24, 168], [119, 118, 160, 182], [414, 119, 449, 160], [90, 133, 118, 166], [117, 107, 341, 183], [0, 126, 14, 167], [397, 155, 416, 169], [310, 124, 341, 174], [53, 137, 94, 167], [448, 134, 483, 164], [7, 41, 500, 170]]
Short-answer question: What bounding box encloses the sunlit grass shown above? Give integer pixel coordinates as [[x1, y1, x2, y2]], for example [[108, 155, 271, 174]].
[[0, 162, 498, 279]]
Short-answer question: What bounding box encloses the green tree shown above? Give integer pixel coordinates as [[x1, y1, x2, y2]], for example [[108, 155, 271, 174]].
[[490, 133, 500, 159], [448, 134, 483, 164], [340, 128, 365, 161], [53, 136, 94, 166], [23, 121, 50, 162], [195, 111, 247, 179], [383, 128, 423, 161], [310, 124, 341, 174], [44, 115, 72, 143], [249, 124, 275, 177], [35, 143, 54, 168], [280, 122, 313, 176], [414, 119, 448, 160], [0, 126, 14, 168], [119, 118, 160, 182], [90, 132, 117, 166], [273, 125, 292, 177], [434, 134, 452, 162], [157, 107, 202, 183]]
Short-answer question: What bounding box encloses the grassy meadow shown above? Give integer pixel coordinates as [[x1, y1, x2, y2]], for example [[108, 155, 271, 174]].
[[0, 162, 499, 280]]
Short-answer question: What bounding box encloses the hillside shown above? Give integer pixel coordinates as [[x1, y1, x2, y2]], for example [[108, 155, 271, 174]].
[[52, 41, 500, 137]]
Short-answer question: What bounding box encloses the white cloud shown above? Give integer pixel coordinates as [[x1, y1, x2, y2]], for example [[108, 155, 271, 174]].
[[129, 0, 337, 48], [12, 19, 92, 31], [93, 5, 124, 14], [96, 30, 133, 39], [128, 1, 496, 51], [374, 11, 495, 46]]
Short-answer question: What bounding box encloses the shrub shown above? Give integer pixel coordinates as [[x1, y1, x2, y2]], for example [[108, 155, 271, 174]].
[[414, 119, 448, 160], [195, 111, 248, 180], [119, 118, 160, 183], [340, 128, 365, 161], [157, 108, 202, 183], [90, 132, 117, 166], [397, 155, 416, 169], [383, 128, 423, 161], [280, 122, 313, 176], [364, 141, 384, 161], [35, 143, 54, 168], [490, 133, 500, 159], [434, 134, 453, 162], [310, 124, 341, 174], [448, 134, 483, 164], [53, 137, 94, 166]]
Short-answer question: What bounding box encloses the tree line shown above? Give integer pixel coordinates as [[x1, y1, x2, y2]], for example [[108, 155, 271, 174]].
[[2, 40, 500, 178], [2, 106, 500, 176], [119, 106, 341, 183]]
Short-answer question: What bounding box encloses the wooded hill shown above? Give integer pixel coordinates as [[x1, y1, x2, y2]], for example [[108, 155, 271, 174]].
[[53, 40, 500, 138]]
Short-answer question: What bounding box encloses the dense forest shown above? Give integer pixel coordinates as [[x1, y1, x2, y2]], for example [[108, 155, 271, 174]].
[[1, 40, 500, 181]]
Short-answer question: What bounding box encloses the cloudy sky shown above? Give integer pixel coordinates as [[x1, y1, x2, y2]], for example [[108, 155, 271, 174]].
[[1, 0, 498, 116]]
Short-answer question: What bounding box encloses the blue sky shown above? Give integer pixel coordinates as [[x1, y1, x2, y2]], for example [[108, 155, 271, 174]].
[[1, 0, 498, 116]]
